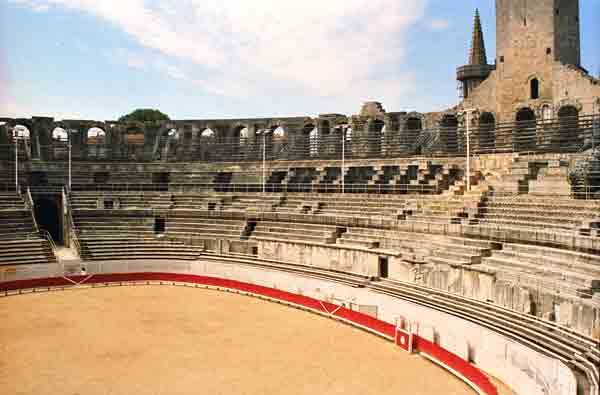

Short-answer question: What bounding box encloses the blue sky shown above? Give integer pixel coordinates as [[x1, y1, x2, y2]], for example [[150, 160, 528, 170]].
[[0, 0, 598, 121]]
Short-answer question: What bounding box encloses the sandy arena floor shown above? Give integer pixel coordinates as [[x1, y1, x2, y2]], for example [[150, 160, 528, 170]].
[[0, 286, 477, 395]]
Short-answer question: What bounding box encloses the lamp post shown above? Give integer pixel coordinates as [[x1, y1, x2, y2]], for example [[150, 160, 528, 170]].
[[14, 133, 19, 193], [258, 129, 272, 194], [68, 130, 72, 192], [341, 127, 346, 194], [462, 108, 477, 192], [594, 100, 599, 152]]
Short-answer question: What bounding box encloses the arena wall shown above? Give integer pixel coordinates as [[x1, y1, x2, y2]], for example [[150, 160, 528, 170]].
[[0, 260, 578, 395]]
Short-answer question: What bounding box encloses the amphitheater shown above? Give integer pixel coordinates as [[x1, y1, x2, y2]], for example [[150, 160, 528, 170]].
[[1, 1, 600, 395]]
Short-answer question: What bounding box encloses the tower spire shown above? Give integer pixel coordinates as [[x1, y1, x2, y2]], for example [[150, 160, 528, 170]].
[[469, 8, 488, 65]]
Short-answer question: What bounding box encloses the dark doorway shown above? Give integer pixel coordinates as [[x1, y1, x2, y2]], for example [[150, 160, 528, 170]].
[[34, 197, 62, 244], [557, 105, 580, 150], [154, 216, 165, 234], [440, 115, 459, 153], [94, 172, 110, 184], [29, 171, 48, 185], [152, 172, 170, 191], [515, 108, 537, 151], [478, 112, 496, 153], [378, 256, 389, 279]]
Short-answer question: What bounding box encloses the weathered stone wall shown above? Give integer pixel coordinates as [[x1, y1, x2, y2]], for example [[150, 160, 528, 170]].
[[258, 238, 380, 277]]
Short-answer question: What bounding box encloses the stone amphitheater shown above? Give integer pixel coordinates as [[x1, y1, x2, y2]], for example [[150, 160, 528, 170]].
[[1, 1, 600, 395]]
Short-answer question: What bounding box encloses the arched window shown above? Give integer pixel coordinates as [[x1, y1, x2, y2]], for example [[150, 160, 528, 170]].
[[515, 107, 537, 151], [440, 115, 458, 153], [12, 125, 31, 139], [52, 127, 68, 142], [478, 112, 496, 153], [87, 127, 106, 144], [201, 128, 215, 139], [309, 126, 319, 157], [530, 78, 540, 100], [557, 105, 580, 149]]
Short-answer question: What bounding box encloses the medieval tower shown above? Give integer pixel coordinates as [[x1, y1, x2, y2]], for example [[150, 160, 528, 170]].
[[458, 0, 597, 124]]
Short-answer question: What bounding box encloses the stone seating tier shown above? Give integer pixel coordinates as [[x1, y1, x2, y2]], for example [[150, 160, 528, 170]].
[[0, 238, 57, 266], [77, 237, 201, 261], [250, 221, 338, 244]]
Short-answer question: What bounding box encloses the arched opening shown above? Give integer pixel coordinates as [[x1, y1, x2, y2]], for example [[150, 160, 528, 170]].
[[440, 115, 458, 153], [198, 128, 216, 161], [557, 105, 580, 150], [12, 125, 32, 159], [478, 112, 496, 153], [33, 197, 62, 245], [309, 126, 319, 158], [87, 127, 107, 159], [370, 120, 385, 157], [298, 124, 314, 159], [232, 126, 249, 160], [270, 126, 287, 159], [530, 78, 540, 100], [52, 127, 68, 142], [12, 125, 31, 140], [515, 108, 537, 151]]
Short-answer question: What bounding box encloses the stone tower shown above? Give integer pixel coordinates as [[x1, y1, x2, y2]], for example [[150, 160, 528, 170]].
[[457, 9, 494, 99], [494, 0, 581, 117]]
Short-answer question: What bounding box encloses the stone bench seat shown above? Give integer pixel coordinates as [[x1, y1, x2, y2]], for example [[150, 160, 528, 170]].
[[167, 222, 242, 231], [476, 218, 576, 231], [405, 215, 457, 224], [80, 243, 199, 253], [491, 250, 600, 277], [474, 263, 592, 297], [257, 221, 338, 232], [81, 251, 200, 261], [167, 231, 242, 240], [250, 231, 334, 244], [502, 243, 600, 267], [317, 209, 386, 218], [166, 227, 241, 236], [478, 212, 583, 226], [480, 206, 598, 219], [480, 256, 598, 289], [0, 255, 57, 266], [337, 237, 380, 249], [253, 225, 334, 239]]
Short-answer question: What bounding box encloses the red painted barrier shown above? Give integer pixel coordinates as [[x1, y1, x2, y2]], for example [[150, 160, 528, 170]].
[[1, 272, 497, 395]]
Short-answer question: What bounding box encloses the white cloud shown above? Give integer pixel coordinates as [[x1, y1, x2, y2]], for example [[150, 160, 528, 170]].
[[11, 0, 429, 110], [427, 18, 450, 31]]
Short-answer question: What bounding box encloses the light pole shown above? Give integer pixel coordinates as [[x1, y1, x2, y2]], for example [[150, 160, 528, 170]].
[[14, 133, 19, 193], [258, 129, 272, 194], [462, 109, 477, 192], [68, 130, 72, 192], [594, 100, 599, 152], [341, 127, 346, 194]]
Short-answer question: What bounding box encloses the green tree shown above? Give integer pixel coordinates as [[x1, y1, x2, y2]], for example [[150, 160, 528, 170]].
[[118, 109, 170, 123]]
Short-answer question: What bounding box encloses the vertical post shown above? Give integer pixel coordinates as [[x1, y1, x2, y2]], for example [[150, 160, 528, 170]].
[[14, 137, 18, 193], [262, 132, 266, 194], [466, 111, 471, 192], [68, 133, 72, 192], [594, 100, 598, 152], [341, 127, 345, 194]]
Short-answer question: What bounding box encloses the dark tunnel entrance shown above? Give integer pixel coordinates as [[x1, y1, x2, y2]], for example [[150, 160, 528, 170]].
[[33, 197, 62, 245]]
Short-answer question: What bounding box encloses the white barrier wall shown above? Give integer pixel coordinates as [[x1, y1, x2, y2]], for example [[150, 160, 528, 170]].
[[1, 260, 578, 395]]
